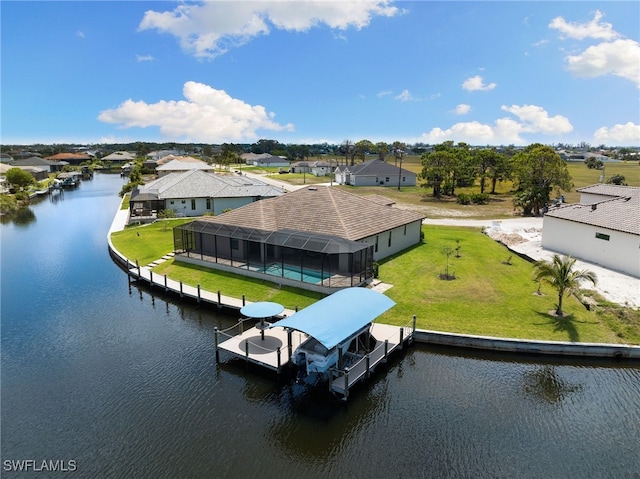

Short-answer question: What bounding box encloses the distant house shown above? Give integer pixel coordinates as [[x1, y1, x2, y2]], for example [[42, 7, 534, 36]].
[[241, 153, 290, 168], [148, 149, 186, 161], [128, 169, 283, 221], [156, 159, 215, 177], [334, 159, 416, 187], [102, 151, 136, 165], [172, 186, 425, 292], [10, 156, 67, 173], [291, 159, 337, 176], [542, 184, 640, 278], [0, 153, 14, 164], [44, 152, 92, 165]]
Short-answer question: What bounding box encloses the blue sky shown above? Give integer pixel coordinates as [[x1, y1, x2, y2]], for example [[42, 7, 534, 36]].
[[2, 1, 639, 146]]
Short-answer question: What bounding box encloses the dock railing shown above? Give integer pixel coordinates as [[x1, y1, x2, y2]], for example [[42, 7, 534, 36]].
[[329, 316, 416, 400]]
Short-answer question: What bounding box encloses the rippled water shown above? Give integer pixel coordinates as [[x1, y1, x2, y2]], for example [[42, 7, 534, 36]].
[[2, 173, 639, 478]]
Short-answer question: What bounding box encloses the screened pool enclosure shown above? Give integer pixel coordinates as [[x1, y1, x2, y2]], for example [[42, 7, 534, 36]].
[[173, 221, 374, 291]]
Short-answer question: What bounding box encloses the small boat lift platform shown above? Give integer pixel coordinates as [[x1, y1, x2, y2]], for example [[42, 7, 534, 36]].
[[215, 288, 414, 400]]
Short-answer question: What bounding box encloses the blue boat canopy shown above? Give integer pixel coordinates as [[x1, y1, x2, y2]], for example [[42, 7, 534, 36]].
[[269, 288, 395, 350], [241, 301, 284, 319]]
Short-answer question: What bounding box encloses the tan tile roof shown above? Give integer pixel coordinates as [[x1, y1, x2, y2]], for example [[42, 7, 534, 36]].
[[195, 186, 425, 240], [546, 185, 639, 235]]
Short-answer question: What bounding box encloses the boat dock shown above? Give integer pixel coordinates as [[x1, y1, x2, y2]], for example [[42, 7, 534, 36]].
[[329, 322, 411, 400], [215, 323, 309, 372]]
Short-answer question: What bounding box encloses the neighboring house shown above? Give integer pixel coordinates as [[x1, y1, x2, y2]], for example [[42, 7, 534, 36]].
[[156, 159, 215, 177], [0, 153, 14, 164], [102, 151, 136, 165], [172, 186, 425, 292], [291, 160, 337, 176], [542, 184, 640, 278], [10, 156, 67, 173], [241, 153, 290, 168], [148, 149, 186, 161], [44, 152, 92, 165], [128, 169, 283, 221], [156, 154, 201, 166], [334, 159, 416, 187]]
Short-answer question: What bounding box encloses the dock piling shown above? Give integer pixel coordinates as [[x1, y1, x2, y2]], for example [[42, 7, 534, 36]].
[[197, 284, 201, 305], [214, 327, 219, 362]]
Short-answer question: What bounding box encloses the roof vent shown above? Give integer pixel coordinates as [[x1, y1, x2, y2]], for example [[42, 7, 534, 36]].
[[591, 203, 597, 211]]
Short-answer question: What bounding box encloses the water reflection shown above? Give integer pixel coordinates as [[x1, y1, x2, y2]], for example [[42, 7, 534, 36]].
[[0, 206, 36, 226], [522, 365, 583, 403]]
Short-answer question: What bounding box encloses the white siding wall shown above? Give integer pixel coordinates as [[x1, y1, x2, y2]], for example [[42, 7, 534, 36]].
[[542, 216, 640, 277], [360, 220, 422, 261]]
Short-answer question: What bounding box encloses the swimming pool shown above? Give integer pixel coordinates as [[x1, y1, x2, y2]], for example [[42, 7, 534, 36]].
[[263, 263, 331, 284]]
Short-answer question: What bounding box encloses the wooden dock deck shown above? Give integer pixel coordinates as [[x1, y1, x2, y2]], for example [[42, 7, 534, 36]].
[[216, 325, 308, 372], [329, 323, 410, 400]]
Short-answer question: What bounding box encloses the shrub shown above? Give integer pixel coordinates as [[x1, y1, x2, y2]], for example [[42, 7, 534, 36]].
[[471, 192, 490, 204], [456, 193, 471, 205]]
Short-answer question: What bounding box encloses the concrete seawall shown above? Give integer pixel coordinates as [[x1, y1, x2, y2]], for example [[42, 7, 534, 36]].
[[414, 329, 640, 360]]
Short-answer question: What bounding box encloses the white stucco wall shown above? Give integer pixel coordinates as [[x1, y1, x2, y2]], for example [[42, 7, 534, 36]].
[[542, 216, 640, 277], [165, 196, 260, 217], [360, 220, 422, 261]]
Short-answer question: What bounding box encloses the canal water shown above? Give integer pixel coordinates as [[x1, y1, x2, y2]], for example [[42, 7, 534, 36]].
[[1, 173, 639, 478]]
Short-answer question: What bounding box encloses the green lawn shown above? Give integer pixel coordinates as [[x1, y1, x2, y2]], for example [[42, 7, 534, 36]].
[[109, 219, 639, 345], [376, 226, 639, 344]]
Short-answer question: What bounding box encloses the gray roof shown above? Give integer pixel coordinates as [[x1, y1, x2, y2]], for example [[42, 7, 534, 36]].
[[131, 169, 284, 201], [577, 183, 638, 198], [156, 159, 212, 171], [188, 185, 425, 241], [338, 159, 415, 177], [545, 185, 639, 235]]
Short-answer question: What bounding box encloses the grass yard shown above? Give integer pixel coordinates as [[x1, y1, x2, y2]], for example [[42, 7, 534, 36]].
[[110, 218, 192, 265], [376, 226, 639, 345], [110, 220, 639, 345]]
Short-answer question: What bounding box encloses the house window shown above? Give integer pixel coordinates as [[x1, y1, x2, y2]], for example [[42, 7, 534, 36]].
[[595, 232, 610, 241], [374, 235, 379, 253], [402, 176, 406, 182], [170, 200, 174, 205], [231, 239, 239, 250], [181, 200, 186, 204], [191, 199, 196, 210], [206, 198, 211, 210], [404, 224, 407, 236], [388, 231, 392, 247], [385, 177, 390, 183]]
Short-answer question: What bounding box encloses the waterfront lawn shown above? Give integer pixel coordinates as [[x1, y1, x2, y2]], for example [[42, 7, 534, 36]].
[[376, 226, 635, 344], [153, 260, 324, 310], [110, 219, 192, 266]]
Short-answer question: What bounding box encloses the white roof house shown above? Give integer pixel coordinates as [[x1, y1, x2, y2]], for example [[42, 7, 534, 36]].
[[542, 184, 640, 277]]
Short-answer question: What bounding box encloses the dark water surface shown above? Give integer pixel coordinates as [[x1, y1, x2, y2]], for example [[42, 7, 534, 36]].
[[2, 173, 639, 478]]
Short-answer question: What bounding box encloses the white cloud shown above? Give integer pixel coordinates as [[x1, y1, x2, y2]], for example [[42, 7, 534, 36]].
[[377, 90, 393, 98], [76, 31, 85, 39], [565, 39, 640, 87], [98, 81, 294, 142], [418, 104, 572, 145], [462, 75, 496, 92], [452, 104, 471, 115], [395, 89, 416, 102], [593, 122, 640, 146], [500, 104, 572, 135], [136, 54, 154, 63], [139, 1, 400, 59], [549, 10, 619, 41]]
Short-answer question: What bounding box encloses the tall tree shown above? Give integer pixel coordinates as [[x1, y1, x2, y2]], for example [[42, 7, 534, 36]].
[[473, 148, 502, 193], [354, 140, 374, 163], [375, 142, 389, 161], [533, 255, 597, 317], [511, 144, 572, 215], [420, 147, 455, 198]]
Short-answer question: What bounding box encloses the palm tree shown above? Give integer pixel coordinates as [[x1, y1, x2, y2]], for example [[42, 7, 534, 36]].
[[533, 255, 597, 317]]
